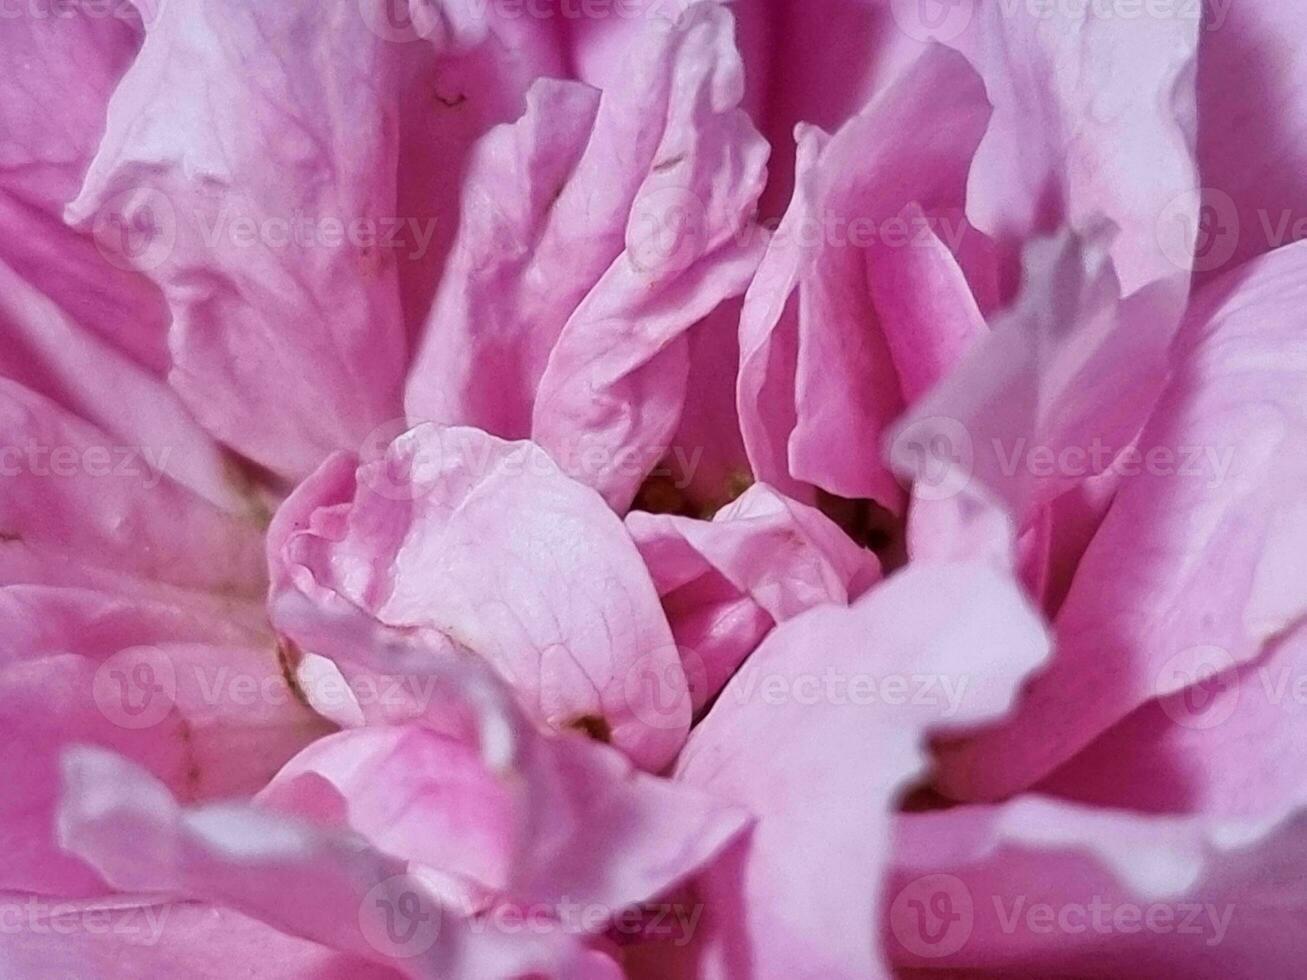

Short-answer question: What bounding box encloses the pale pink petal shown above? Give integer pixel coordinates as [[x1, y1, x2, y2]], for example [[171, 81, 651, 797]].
[[887, 795, 1307, 977], [270, 424, 690, 770], [0, 5, 140, 210], [627, 483, 880, 708], [1039, 622, 1307, 819], [932, 239, 1307, 801], [390, 0, 566, 335], [1, 171, 169, 379], [888, 228, 1176, 584], [57, 747, 584, 979], [947, 1, 1201, 299], [406, 4, 768, 511], [737, 45, 991, 507], [0, 378, 265, 595], [728, 0, 929, 215], [652, 298, 753, 515], [0, 9, 168, 375], [0, 254, 254, 514], [68, 0, 411, 480], [0, 602, 328, 896], [0, 897, 400, 980], [649, 562, 1048, 979]]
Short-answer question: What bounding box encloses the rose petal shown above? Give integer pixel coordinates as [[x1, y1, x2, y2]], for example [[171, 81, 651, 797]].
[[270, 424, 689, 769], [69, 0, 411, 479]]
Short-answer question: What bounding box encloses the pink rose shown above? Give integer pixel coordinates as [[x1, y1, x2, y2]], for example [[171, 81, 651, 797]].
[[2, 1, 1305, 977]]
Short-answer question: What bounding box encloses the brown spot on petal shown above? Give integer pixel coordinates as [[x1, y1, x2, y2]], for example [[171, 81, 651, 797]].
[[176, 719, 203, 801], [652, 153, 685, 173], [276, 636, 313, 711], [566, 714, 612, 744], [434, 91, 467, 109]]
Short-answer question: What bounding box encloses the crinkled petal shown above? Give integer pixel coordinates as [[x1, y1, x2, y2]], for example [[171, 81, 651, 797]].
[[406, 4, 768, 511], [56, 747, 585, 980], [68, 0, 411, 480], [627, 483, 879, 708], [269, 424, 690, 769], [886, 795, 1307, 978], [932, 239, 1307, 800], [947, 1, 1201, 298], [738, 45, 991, 506], [650, 562, 1048, 980]]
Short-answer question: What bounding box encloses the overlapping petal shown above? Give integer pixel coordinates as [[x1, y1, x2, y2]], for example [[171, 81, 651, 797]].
[[269, 423, 690, 769], [69, 0, 412, 480], [932, 239, 1307, 801], [627, 483, 879, 710], [406, 3, 768, 510], [737, 45, 991, 508], [637, 561, 1048, 979]]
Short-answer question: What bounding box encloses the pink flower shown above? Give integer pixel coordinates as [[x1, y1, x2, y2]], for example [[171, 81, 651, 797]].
[[3, 1, 1307, 977]]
